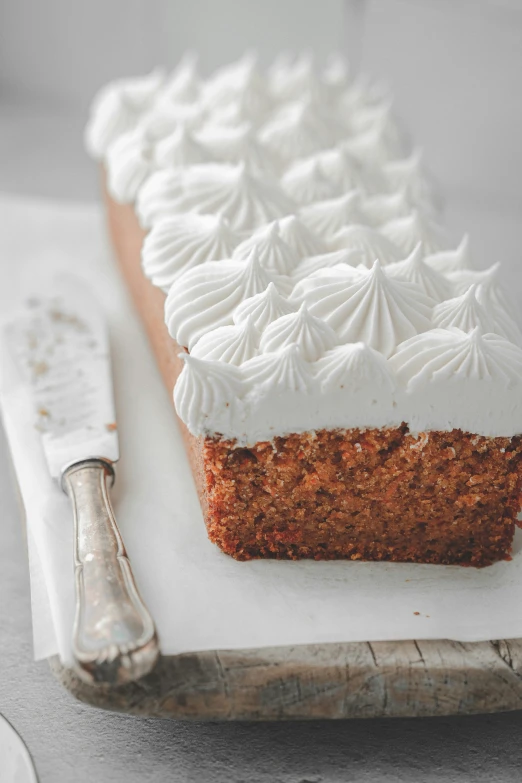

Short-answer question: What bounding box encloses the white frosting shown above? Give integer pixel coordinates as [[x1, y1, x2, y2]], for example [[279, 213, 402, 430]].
[[268, 52, 321, 104], [361, 189, 411, 227], [165, 248, 273, 349], [300, 192, 365, 238], [277, 215, 327, 257], [87, 54, 522, 440], [446, 262, 501, 297], [232, 220, 299, 275], [344, 118, 406, 165], [161, 52, 201, 104], [327, 224, 402, 266], [202, 53, 271, 124], [425, 234, 471, 274], [85, 69, 164, 159], [432, 286, 494, 333], [389, 328, 522, 436], [385, 243, 451, 301], [322, 54, 350, 99], [153, 124, 208, 168], [259, 303, 338, 361], [141, 214, 240, 291], [105, 128, 151, 203], [135, 169, 181, 227], [174, 353, 245, 434], [258, 97, 342, 162], [281, 158, 338, 204], [293, 260, 434, 356], [292, 249, 363, 282], [191, 316, 260, 364], [430, 284, 522, 347], [318, 147, 386, 194], [243, 344, 317, 394], [233, 283, 296, 331], [381, 210, 448, 256], [383, 148, 440, 211], [196, 122, 279, 172], [137, 161, 294, 231], [138, 100, 207, 143]]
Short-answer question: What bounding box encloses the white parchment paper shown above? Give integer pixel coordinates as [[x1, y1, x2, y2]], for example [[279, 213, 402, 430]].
[[2, 192, 522, 667]]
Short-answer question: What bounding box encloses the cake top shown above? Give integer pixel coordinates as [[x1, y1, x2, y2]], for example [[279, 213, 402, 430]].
[[85, 53, 522, 442]]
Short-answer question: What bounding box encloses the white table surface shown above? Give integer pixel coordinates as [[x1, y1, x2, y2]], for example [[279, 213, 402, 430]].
[[2, 103, 522, 783]]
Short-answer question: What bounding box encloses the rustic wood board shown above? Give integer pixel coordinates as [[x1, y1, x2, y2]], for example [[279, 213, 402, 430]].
[[50, 639, 522, 720]]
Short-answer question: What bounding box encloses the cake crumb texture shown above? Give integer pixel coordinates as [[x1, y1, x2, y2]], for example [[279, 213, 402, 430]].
[[203, 427, 522, 566]]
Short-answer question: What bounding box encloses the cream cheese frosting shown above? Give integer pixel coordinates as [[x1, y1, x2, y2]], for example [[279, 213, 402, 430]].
[[142, 213, 240, 291], [85, 68, 164, 159], [86, 53, 522, 441]]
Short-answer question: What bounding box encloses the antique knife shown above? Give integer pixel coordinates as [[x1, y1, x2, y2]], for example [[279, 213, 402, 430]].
[[3, 277, 159, 686]]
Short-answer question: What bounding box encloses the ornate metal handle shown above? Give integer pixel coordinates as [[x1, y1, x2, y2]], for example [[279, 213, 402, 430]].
[[62, 459, 159, 686]]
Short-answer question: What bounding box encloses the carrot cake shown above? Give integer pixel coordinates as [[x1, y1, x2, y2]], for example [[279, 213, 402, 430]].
[[84, 53, 522, 566]]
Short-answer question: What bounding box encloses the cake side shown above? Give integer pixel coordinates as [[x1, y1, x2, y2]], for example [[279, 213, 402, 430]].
[[204, 428, 522, 566], [104, 180, 522, 567], [103, 176, 208, 515]]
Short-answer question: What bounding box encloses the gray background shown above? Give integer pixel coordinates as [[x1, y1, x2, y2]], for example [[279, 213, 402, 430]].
[[1, 1, 522, 780]]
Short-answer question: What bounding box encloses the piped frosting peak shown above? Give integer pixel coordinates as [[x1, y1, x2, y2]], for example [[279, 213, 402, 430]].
[[231, 283, 293, 332], [191, 315, 260, 365], [141, 213, 240, 291], [385, 243, 451, 301], [381, 210, 447, 256], [85, 68, 164, 159], [327, 224, 402, 266], [259, 302, 338, 361], [232, 220, 299, 275], [165, 247, 273, 348], [300, 191, 365, 238], [294, 259, 434, 356], [390, 327, 522, 389], [174, 352, 245, 433], [425, 234, 471, 274]]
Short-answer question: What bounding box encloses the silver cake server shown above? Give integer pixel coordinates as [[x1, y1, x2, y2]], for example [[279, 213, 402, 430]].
[[3, 276, 159, 686]]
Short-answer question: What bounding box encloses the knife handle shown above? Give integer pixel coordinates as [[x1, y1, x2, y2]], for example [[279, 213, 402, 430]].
[[62, 459, 159, 686]]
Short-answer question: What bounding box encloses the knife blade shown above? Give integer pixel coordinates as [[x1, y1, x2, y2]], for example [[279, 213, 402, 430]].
[[3, 276, 159, 686]]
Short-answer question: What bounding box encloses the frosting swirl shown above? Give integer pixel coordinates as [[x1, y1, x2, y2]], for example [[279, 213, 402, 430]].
[[242, 344, 316, 393], [425, 234, 471, 274], [142, 214, 240, 291], [165, 247, 273, 348], [191, 315, 260, 364], [381, 210, 447, 256], [281, 158, 338, 204], [327, 224, 402, 266], [174, 353, 244, 434], [259, 303, 338, 361], [314, 342, 395, 394], [300, 191, 365, 238], [153, 124, 208, 168], [233, 282, 296, 331], [105, 128, 151, 203], [85, 69, 164, 159], [385, 243, 451, 302], [137, 161, 294, 231], [294, 260, 433, 356]]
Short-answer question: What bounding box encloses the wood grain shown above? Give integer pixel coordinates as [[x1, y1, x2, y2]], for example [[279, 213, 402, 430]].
[[53, 177, 522, 721], [51, 638, 522, 720]]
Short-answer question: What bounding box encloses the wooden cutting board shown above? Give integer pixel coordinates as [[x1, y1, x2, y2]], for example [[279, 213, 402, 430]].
[[50, 638, 522, 720]]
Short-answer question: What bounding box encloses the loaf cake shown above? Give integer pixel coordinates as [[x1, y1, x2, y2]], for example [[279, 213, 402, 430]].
[[85, 53, 522, 566]]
